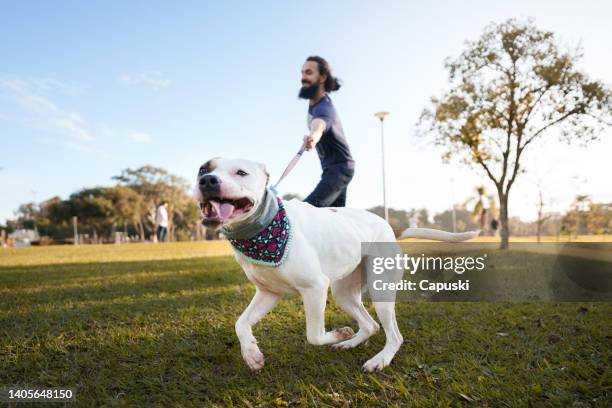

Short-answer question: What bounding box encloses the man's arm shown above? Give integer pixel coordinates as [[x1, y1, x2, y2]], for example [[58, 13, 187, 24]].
[[303, 118, 326, 151]]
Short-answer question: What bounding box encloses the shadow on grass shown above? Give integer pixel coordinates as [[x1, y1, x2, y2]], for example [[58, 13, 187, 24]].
[[0, 256, 244, 307], [0, 255, 238, 285], [1, 251, 611, 405], [1, 284, 382, 405], [3, 298, 610, 406], [0, 256, 248, 338]]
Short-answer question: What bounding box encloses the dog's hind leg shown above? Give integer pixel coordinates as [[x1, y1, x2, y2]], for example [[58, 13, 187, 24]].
[[362, 240, 404, 372], [362, 301, 403, 372], [331, 263, 380, 349]]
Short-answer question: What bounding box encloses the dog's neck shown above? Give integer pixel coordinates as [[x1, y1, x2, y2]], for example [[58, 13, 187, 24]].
[[221, 188, 279, 240]]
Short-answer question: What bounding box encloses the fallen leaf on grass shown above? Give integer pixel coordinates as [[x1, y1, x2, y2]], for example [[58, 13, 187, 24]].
[[496, 332, 509, 337], [459, 393, 477, 402]]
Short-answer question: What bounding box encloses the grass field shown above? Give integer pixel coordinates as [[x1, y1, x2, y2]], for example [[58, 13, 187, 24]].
[[1, 241, 610, 406]]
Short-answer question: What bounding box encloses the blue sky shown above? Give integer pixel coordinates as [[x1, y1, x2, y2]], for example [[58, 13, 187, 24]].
[[1, 0, 611, 224]]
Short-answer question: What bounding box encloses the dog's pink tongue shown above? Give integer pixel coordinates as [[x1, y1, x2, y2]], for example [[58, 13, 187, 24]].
[[210, 200, 235, 222]]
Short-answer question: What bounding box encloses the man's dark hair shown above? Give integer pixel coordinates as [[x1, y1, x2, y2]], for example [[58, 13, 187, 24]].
[[306, 56, 341, 92]]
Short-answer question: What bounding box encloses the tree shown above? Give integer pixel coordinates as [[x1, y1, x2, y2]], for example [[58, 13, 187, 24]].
[[367, 206, 412, 237], [465, 186, 487, 232], [415, 208, 433, 228], [38, 197, 72, 239], [113, 165, 199, 241], [562, 194, 590, 238], [433, 206, 479, 232], [67, 188, 118, 242], [561, 195, 611, 237], [15, 202, 39, 230], [420, 19, 612, 248], [34, 187, 144, 243], [587, 202, 612, 235], [103, 186, 146, 238], [5, 166, 201, 243]]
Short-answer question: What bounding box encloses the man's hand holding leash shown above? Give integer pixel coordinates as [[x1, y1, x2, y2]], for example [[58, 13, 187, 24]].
[[303, 135, 316, 151], [271, 118, 326, 193], [303, 118, 326, 151]]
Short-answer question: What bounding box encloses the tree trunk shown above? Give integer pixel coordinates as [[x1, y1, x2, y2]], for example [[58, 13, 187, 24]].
[[138, 219, 145, 241], [480, 210, 486, 234], [498, 192, 510, 249]]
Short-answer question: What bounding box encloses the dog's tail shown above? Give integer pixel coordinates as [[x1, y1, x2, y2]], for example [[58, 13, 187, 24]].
[[399, 228, 480, 242]]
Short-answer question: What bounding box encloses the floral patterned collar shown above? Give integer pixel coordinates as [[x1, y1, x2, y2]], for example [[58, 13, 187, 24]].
[[228, 199, 292, 266]]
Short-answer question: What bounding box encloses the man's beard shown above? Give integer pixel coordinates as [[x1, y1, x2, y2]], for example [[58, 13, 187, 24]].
[[298, 82, 320, 100]]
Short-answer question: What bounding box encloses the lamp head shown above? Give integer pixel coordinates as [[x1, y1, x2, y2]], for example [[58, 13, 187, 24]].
[[374, 111, 389, 121]]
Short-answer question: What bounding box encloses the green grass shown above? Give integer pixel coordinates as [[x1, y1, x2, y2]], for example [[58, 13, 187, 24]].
[[0, 242, 610, 406]]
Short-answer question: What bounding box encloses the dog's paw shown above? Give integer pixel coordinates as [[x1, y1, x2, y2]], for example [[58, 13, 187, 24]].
[[333, 326, 355, 341], [362, 346, 400, 372], [332, 338, 358, 349], [332, 324, 379, 349], [241, 344, 265, 371], [362, 353, 388, 372], [332, 335, 364, 349]]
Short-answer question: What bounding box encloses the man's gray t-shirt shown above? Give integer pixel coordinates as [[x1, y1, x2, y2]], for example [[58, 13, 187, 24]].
[[308, 95, 355, 170]]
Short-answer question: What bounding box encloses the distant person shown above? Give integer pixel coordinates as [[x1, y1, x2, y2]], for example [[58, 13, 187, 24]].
[[299, 56, 354, 207], [490, 218, 499, 237], [409, 214, 418, 229], [156, 201, 169, 242], [480, 208, 487, 232]]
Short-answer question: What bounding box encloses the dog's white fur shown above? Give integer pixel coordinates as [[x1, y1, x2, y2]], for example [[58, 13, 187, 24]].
[[196, 158, 479, 372]]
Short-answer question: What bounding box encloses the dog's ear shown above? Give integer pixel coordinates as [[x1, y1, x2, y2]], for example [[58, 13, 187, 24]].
[[258, 162, 270, 187], [199, 157, 220, 175]]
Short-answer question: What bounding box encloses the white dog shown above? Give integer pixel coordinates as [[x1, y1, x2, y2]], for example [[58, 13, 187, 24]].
[[195, 158, 478, 372]]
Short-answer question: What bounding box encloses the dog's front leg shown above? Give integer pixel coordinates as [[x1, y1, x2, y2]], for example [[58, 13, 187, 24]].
[[235, 288, 281, 371], [300, 285, 355, 346]]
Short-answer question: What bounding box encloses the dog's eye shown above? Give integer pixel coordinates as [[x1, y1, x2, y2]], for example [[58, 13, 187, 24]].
[[198, 168, 207, 175], [236, 170, 248, 176]]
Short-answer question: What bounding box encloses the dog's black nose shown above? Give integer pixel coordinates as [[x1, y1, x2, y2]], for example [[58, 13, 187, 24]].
[[199, 174, 221, 188]]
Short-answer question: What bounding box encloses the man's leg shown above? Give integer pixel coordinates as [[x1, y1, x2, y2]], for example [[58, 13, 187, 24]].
[[329, 167, 353, 207], [161, 227, 168, 242], [330, 186, 347, 207], [304, 170, 341, 207], [304, 167, 354, 207]]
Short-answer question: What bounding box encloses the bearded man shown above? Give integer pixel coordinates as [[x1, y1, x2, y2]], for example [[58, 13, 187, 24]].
[[299, 56, 355, 207]]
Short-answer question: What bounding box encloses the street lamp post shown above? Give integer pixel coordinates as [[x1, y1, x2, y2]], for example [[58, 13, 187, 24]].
[[32, 190, 39, 236], [450, 177, 457, 233], [374, 111, 389, 222]]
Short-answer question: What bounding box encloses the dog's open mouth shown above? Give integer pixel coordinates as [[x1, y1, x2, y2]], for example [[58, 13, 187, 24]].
[[200, 197, 254, 225]]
